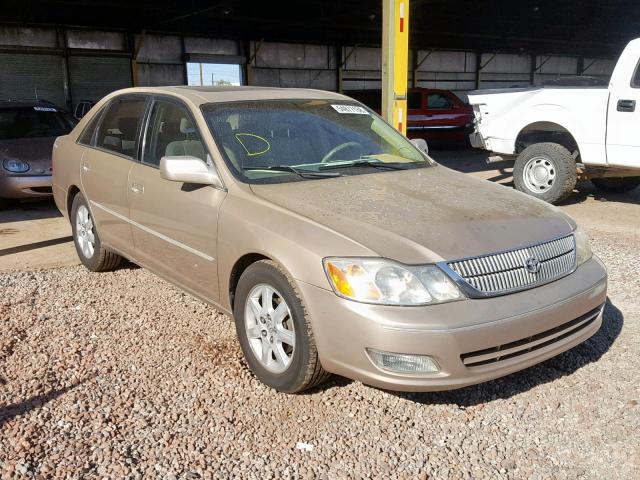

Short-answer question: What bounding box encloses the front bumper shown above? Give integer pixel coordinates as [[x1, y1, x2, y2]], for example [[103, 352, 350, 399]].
[[0, 174, 53, 198], [299, 256, 607, 392]]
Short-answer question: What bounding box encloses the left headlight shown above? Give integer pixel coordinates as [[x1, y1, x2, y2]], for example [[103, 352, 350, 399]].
[[3, 158, 30, 173], [323, 258, 465, 306], [574, 227, 593, 266]]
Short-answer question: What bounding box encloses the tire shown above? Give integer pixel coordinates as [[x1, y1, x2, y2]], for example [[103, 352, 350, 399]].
[[71, 193, 122, 272], [233, 260, 330, 393], [591, 176, 640, 193], [513, 142, 577, 204], [0, 197, 17, 210]]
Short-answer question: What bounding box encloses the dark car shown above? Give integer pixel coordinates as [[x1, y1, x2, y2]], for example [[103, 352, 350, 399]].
[[0, 100, 76, 204], [346, 88, 474, 144]]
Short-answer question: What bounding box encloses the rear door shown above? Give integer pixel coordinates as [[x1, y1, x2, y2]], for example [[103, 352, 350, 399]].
[[80, 95, 147, 256], [128, 97, 225, 300], [425, 91, 460, 128], [606, 59, 640, 168]]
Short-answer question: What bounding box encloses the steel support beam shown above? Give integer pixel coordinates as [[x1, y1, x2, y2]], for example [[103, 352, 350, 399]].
[[381, 0, 409, 135]]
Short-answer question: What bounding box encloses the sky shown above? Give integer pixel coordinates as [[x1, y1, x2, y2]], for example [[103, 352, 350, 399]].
[[186, 62, 241, 86]]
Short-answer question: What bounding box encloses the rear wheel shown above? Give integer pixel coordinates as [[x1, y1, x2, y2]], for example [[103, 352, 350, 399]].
[[71, 193, 122, 272], [591, 176, 640, 193], [513, 142, 577, 204], [233, 260, 330, 393]]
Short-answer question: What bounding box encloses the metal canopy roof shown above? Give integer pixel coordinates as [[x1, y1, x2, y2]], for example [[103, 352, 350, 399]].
[[3, 0, 640, 57]]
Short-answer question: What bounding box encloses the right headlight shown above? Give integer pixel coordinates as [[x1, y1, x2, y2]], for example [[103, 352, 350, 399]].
[[3, 158, 30, 173], [574, 227, 593, 266], [323, 258, 465, 306]]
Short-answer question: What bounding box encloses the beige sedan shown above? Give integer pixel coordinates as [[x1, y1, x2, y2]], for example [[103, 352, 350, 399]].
[[52, 86, 607, 393]]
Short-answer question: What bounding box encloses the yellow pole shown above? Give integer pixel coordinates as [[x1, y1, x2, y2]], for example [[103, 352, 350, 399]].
[[382, 0, 409, 135]]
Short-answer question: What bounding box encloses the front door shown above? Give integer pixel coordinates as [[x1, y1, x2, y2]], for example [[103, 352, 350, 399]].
[[80, 96, 147, 256], [606, 56, 640, 168], [128, 98, 225, 301]]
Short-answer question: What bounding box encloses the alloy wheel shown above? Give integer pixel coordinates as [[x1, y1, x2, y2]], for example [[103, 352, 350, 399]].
[[75, 204, 95, 259], [244, 284, 296, 374]]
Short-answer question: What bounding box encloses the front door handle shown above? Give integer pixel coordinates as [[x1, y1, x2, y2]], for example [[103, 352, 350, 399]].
[[130, 183, 144, 194], [617, 99, 636, 112]]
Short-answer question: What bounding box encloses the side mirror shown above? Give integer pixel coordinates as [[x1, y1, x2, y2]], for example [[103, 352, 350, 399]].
[[410, 138, 429, 155], [159, 156, 224, 189]]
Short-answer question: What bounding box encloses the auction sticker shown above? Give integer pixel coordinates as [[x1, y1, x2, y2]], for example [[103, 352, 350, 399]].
[[331, 104, 369, 115]]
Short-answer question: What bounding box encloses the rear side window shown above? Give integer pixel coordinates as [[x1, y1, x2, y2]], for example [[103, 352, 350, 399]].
[[0, 106, 75, 140], [142, 99, 207, 167], [407, 92, 422, 110], [95, 97, 147, 158], [426, 93, 455, 109], [77, 107, 104, 146]]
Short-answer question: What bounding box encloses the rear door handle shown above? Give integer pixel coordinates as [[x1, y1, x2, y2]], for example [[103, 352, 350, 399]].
[[617, 99, 636, 112], [130, 183, 144, 194]]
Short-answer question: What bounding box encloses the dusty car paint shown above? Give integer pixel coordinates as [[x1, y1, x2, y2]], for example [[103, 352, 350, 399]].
[[52, 86, 607, 392]]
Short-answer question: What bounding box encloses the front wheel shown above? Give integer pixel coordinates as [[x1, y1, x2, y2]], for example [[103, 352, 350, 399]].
[[591, 176, 640, 193], [513, 142, 577, 204], [0, 197, 17, 210], [233, 260, 330, 393]]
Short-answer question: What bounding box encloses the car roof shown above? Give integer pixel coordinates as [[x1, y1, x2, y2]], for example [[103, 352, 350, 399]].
[[0, 99, 62, 109], [105, 85, 352, 105]]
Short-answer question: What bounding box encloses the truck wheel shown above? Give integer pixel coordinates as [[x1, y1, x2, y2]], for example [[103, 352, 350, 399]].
[[591, 177, 640, 193], [513, 143, 577, 204], [233, 260, 330, 393]]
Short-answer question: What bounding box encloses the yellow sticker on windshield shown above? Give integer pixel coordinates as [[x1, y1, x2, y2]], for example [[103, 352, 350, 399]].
[[234, 133, 271, 156]]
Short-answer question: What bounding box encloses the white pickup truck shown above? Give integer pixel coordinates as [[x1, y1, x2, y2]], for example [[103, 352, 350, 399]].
[[468, 38, 640, 204]]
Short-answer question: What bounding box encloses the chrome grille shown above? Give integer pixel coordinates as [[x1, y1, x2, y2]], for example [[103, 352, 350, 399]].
[[446, 235, 576, 296]]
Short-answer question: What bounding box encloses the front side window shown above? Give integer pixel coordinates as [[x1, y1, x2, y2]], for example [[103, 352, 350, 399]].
[[202, 99, 432, 184], [142, 100, 207, 167], [0, 106, 75, 140], [95, 97, 146, 158], [426, 93, 455, 110]]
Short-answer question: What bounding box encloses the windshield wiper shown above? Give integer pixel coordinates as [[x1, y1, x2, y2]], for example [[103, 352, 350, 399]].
[[243, 165, 343, 178], [319, 158, 418, 171]]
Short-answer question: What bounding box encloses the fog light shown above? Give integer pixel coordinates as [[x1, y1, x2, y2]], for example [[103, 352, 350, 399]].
[[366, 348, 439, 374]]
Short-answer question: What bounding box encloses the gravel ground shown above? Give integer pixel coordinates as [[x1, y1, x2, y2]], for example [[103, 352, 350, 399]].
[[1, 227, 639, 479]]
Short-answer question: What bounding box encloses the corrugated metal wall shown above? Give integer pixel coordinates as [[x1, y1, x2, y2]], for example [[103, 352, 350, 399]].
[[249, 41, 336, 90], [0, 24, 619, 109], [0, 53, 66, 106]]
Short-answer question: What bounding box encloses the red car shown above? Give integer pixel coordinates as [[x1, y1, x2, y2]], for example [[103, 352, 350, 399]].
[[346, 88, 474, 144]]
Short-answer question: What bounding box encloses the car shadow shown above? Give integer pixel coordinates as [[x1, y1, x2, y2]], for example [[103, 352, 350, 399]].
[[0, 198, 62, 223], [386, 298, 623, 407], [0, 376, 93, 428]]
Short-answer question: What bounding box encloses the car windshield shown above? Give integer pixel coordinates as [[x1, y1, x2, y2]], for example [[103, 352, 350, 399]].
[[0, 106, 76, 140], [202, 99, 432, 183]]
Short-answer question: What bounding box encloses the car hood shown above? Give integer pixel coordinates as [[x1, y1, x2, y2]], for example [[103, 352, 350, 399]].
[[0, 137, 55, 175], [250, 165, 575, 263]]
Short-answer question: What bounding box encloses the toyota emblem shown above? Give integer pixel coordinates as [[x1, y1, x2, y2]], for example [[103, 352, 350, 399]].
[[525, 256, 541, 274]]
